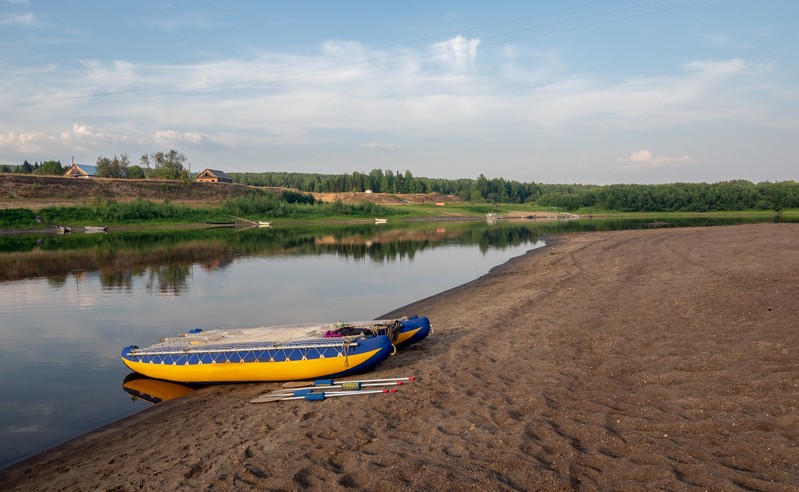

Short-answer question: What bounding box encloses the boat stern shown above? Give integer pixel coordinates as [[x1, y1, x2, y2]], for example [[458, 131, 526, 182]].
[[395, 316, 431, 348]]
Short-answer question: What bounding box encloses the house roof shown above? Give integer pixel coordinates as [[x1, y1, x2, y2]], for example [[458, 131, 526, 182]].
[[66, 164, 98, 175], [199, 169, 231, 180]]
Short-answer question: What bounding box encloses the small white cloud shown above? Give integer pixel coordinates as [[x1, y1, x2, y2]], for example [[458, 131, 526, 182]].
[[58, 123, 112, 152], [430, 35, 480, 69], [0, 12, 38, 26], [154, 130, 212, 145], [684, 58, 747, 77], [618, 149, 693, 170], [359, 142, 401, 151], [321, 40, 365, 56], [0, 130, 45, 150], [707, 33, 732, 46]]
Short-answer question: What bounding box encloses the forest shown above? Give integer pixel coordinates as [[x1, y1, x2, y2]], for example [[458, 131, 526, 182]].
[[231, 170, 799, 212], [3, 160, 797, 213]]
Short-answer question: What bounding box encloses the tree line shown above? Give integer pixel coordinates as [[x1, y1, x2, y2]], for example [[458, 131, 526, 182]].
[[3, 158, 796, 212], [536, 181, 799, 212], [230, 170, 593, 203], [231, 170, 798, 211], [0, 160, 66, 175]]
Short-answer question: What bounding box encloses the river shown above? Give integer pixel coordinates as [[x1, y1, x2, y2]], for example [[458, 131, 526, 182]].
[[0, 215, 794, 468]]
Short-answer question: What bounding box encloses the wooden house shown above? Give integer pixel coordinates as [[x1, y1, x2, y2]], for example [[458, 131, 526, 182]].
[[64, 164, 98, 178], [195, 169, 232, 183]]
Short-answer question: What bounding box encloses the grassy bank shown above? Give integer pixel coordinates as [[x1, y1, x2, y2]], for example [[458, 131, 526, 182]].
[[0, 197, 415, 230], [2, 197, 797, 231]]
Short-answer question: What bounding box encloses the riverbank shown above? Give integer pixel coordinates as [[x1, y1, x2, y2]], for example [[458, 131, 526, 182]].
[[1, 223, 797, 490]]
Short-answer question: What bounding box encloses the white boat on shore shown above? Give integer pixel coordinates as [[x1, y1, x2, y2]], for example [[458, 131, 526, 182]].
[[84, 226, 108, 234], [374, 218, 388, 224]]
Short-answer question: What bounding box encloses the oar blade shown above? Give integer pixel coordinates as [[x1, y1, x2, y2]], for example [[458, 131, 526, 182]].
[[249, 394, 291, 404]]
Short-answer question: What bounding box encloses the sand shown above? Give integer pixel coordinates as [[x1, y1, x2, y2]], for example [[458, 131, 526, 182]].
[[1, 223, 797, 491]]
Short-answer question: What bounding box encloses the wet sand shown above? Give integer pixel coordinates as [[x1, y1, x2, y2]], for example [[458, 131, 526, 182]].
[[1, 223, 797, 491]]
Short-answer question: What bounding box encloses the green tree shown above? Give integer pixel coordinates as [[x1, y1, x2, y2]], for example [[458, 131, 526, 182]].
[[126, 165, 146, 179], [96, 153, 129, 178], [470, 174, 489, 201], [141, 149, 190, 181], [34, 160, 64, 175]]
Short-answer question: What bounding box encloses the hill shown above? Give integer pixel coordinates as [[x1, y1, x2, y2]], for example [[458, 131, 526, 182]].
[[310, 191, 463, 205], [0, 174, 463, 210]]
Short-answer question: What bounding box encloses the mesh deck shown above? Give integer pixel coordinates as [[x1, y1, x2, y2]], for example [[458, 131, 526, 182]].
[[131, 319, 399, 355]]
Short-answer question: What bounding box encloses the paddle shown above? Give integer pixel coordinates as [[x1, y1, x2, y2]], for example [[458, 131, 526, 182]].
[[250, 388, 398, 403], [280, 375, 415, 389], [254, 381, 406, 402]]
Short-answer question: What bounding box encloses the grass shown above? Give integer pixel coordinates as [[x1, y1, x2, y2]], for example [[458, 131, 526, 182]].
[[2, 197, 797, 231]]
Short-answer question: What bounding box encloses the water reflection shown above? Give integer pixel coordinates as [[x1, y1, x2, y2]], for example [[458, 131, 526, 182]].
[[122, 374, 196, 404], [0, 221, 546, 291], [0, 215, 794, 293]]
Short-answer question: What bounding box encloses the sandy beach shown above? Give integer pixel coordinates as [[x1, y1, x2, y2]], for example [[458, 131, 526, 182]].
[[1, 223, 797, 491]]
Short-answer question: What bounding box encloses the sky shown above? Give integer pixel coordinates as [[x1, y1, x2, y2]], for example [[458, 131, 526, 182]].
[[1, 0, 797, 185]]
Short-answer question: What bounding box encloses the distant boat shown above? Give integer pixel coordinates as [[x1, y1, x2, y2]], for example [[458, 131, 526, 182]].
[[55, 226, 71, 235], [84, 226, 108, 234], [258, 221, 272, 227], [374, 218, 388, 224]]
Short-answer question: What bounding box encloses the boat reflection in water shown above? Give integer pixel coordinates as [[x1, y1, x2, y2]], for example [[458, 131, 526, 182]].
[[122, 373, 197, 405]]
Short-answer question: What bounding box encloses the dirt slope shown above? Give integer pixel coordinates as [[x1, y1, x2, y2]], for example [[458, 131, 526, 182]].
[[1, 174, 462, 209]]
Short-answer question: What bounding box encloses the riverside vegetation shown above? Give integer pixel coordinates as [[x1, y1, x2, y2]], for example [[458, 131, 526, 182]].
[[1, 170, 798, 230]]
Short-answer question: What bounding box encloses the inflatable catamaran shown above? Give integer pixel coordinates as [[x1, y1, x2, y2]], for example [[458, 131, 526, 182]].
[[121, 316, 430, 384]]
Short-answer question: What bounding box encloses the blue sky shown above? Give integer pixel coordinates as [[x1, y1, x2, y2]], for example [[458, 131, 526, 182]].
[[1, 0, 797, 184]]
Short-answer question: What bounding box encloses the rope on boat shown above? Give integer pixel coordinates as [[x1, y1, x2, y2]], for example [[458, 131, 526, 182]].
[[342, 337, 351, 367]]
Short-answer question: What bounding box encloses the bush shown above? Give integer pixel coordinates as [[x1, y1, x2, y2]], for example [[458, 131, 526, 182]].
[[0, 208, 38, 228]]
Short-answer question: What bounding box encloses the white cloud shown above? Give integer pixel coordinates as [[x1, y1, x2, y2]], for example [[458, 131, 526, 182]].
[[0, 27, 793, 184], [684, 58, 747, 78], [0, 11, 37, 26], [430, 35, 480, 70], [320, 40, 365, 56], [58, 124, 112, 152], [0, 130, 45, 151], [359, 142, 401, 151], [154, 130, 215, 146], [617, 150, 693, 170], [81, 60, 138, 89]]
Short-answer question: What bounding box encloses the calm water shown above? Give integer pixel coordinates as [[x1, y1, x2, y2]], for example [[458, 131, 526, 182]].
[[0, 216, 794, 468]]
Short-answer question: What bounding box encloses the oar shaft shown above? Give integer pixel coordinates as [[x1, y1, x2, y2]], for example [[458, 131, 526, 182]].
[[285, 389, 398, 402], [250, 387, 402, 404], [270, 381, 403, 397], [281, 375, 416, 389], [310, 376, 414, 386]]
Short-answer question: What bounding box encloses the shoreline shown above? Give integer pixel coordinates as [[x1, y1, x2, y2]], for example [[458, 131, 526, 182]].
[[1, 223, 797, 490]]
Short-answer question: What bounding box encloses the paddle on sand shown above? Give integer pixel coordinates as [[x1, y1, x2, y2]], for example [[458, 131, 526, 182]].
[[251, 388, 399, 403], [280, 375, 415, 389], [253, 381, 406, 402]]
